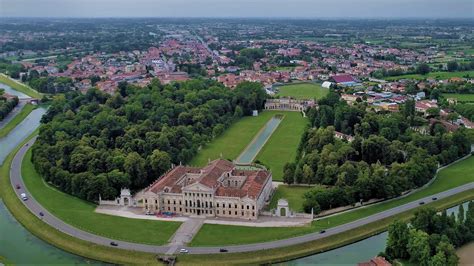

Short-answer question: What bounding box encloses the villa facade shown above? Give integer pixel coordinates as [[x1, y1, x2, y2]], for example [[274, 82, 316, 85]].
[[264, 98, 316, 112], [141, 159, 273, 220]]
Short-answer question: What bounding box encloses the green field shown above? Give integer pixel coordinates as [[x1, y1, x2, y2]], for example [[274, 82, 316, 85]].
[[190, 155, 474, 246], [190, 111, 279, 166], [255, 112, 307, 181], [385, 70, 474, 81], [0, 74, 42, 99], [0, 104, 36, 138], [21, 149, 181, 245], [442, 93, 474, 102], [268, 185, 312, 212], [275, 83, 329, 100]]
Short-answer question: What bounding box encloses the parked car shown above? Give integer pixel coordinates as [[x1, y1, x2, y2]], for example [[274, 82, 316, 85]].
[[419, 201, 425, 205], [219, 248, 228, 253], [179, 248, 189, 254], [319, 230, 326, 234], [20, 193, 28, 201], [145, 210, 155, 215], [110, 242, 118, 246], [39, 212, 44, 217], [16, 184, 21, 189]]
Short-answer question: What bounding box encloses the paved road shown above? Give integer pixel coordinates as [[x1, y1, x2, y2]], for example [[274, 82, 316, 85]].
[[10, 137, 474, 255]]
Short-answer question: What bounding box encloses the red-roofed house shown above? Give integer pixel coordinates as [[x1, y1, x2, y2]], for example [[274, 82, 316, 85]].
[[141, 159, 273, 220], [330, 74, 356, 84], [358, 256, 391, 266]]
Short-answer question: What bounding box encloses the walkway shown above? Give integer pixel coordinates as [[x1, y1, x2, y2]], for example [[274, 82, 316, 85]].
[[10, 137, 474, 255], [166, 218, 204, 254]]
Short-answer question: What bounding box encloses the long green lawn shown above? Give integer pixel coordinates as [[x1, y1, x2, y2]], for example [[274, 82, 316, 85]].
[[255, 111, 307, 181], [268, 185, 312, 212], [442, 93, 474, 102], [190, 155, 474, 246], [190, 111, 279, 166], [0, 104, 36, 138], [275, 83, 329, 100], [21, 149, 181, 245], [0, 74, 42, 99], [385, 70, 474, 81]]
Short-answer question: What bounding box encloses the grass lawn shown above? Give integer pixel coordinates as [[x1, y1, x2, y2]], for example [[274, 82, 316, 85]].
[[21, 149, 181, 245], [442, 93, 474, 102], [275, 83, 329, 100], [268, 185, 312, 212], [190, 155, 474, 246], [0, 104, 36, 138], [0, 74, 42, 99], [255, 112, 307, 181], [385, 70, 474, 81], [190, 111, 279, 166]]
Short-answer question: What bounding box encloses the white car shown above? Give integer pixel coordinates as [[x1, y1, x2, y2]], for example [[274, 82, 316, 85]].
[[20, 193, 28, 201], [179, 248, 189, 254]]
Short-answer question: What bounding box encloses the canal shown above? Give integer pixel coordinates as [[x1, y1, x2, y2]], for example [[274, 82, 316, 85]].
[[279, 202, 470, 265], [236, 115, 282, 164], [0, 83, 30, 100]]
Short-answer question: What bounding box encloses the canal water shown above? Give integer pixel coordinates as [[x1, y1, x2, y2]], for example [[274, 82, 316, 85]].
[[236, 116, 282, 164], [0, 200, 98, 265], [0, 107, 47, 164], [279, 202, 470, 266], [0, 83, 30, 100]]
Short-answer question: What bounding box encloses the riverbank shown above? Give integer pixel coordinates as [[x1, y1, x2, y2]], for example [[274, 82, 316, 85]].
[[457, 242, 474, 265], [0, 104, 36, 138], [0, 74, 42, 99]]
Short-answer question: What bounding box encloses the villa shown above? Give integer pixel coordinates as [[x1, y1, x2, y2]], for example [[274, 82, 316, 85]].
[[141, 159, 273, 220]]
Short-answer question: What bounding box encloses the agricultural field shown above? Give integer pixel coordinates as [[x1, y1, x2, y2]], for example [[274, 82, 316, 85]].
[[385, 70, 474, 81], [442, 93, 474, 102], [275, 83, 329, 100]]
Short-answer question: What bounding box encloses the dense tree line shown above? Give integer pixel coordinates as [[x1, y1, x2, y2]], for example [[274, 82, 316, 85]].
[[284, 92, 471, 214], [383, 203, 474, 265], [32, 79, 266, 201], [0, 90, 19, 121]]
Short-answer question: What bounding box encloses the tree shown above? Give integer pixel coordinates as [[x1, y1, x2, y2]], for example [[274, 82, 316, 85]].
[[386, 220, 410, 260], [283, 162, 296, 184], [447, 61, 459, 72], [407, 229, 431, 265], [148, 149, 171, 179], [417, 63, 431, 75]]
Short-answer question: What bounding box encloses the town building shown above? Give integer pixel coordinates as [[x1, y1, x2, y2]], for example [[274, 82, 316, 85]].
[[141, 159, 273, 220]]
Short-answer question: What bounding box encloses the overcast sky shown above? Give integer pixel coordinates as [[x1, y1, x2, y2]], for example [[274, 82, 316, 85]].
[[1, 0, 473, 18]]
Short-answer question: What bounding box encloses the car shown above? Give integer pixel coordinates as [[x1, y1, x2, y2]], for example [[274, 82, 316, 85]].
[[432, 197, 438, 200], [110, 242, 118, 246], [145, 210, 155, 215], [20, 193, 28, 201], [16, 184, 21, 189], [319, 230, 326, 234], [419, 201, 425, 205], [39, 212, 44, 217], [219, 248, 228, 253], [179, 248, 189, 254]]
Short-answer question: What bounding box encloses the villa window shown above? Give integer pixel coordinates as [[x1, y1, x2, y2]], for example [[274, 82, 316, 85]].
[[235, 211, 237, 215], [217, 203, 219, 208], [155, 199, 157, 204], [167, 200, 170, 204], [252, 205, 255, 210], [179, 208, 182, 212], [228, 203, 231, 208], [241, 205, 243, 209], [247, 205, 249, 210], [241, 211, 244, 216], [210, 202, 213, 208], [168, 207, 170, 211], [210, 210, 213, 214], [145, 199, 148, 204], [179, 201, 181, 205], [252, 212, 255, 216], [217, 210, 219, 214], [228, 211, 231, 215], [234, 204, 237, 208], [173, 200, 176, 205]]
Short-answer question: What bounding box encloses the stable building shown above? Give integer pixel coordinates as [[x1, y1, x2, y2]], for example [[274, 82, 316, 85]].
[[141, 159, 273, 220]]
